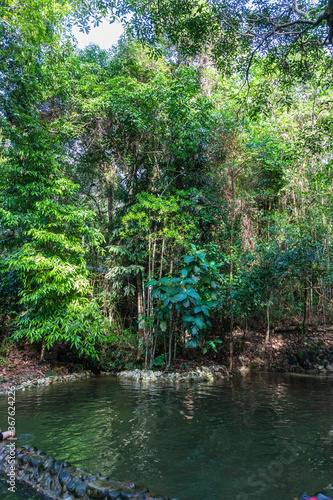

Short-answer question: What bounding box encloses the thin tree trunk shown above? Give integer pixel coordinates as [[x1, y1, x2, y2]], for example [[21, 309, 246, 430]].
[[145, 220, 152, 368], [136, 271, 145, 361], [322, 280, 326, 325], [152, 222, 157, 278], [148, 224, 157, 367], [40, 339, 46, 362], [174, 312, 180, 359], [152, 328, 158, 362], [229, 313, 234, 372], [167, 312, 173, 370], [310, 281, 313, 321], [167, 332, 173, 371], [107, 183, 113, 229], [159, 221, 166, 279], [169, 252, 173, 275], [265, 291, 272, 345], [229, 170, 236, 371], [303, 283, 310, 330], [243, 318, 248, 339]]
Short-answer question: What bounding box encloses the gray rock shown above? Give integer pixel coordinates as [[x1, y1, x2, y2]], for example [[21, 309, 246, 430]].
[[42, 458, 54, 471], [145, 493, 167, 500], [120, 485, 149, 499], [120, 482, 136, 489], [73, 481, 87, 497], [59, 469, 73, 486], [50, 459, 66, 475], [106, 489, 122, 500], [67, 476, 83, 493], [87, 479, 117, 499], [18, 454, 28, 465], [39, 472, 51, 489], [29, 455, 45, 468], [50, 478, 56, 490]]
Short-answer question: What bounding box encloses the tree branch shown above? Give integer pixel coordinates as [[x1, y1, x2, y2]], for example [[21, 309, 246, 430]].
[[291, 0, 309, 19]]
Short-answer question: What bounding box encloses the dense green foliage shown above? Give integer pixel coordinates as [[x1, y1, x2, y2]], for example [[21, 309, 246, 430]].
[[1, 0, 333, 368]]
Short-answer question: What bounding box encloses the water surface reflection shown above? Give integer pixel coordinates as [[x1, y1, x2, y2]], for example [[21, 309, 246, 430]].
[[1, 373, 333, 500]]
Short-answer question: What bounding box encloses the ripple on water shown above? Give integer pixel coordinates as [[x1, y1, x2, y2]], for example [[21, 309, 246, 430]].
[[1, 373, 333, 500]]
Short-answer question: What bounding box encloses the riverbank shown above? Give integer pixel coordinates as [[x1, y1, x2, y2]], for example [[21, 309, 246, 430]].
[[0, 443, 172, 500], [233, 324, 333, 373], [0, 343, 98, 394], [1, 325, 333, 392]]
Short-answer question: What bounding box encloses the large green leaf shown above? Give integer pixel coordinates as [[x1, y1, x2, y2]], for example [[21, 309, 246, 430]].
[[159, 277, 171, 283], [195, 317, 206, 329], [184, 256, 195, 263], [185, 338, 200, 349], [174, 292, 187, 302], [187, 289, 201, 301]]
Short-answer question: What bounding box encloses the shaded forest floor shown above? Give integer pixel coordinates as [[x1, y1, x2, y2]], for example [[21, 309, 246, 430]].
[[1, 324, 333, 392], [0, 344, 72, 391], [231, 324, 333, 373]]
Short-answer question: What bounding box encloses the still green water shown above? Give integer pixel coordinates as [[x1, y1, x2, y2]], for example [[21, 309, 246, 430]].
[[1, 373, 333, 500]]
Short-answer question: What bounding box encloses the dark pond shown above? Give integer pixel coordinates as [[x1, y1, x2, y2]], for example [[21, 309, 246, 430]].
[[1, 373, 333, 500]]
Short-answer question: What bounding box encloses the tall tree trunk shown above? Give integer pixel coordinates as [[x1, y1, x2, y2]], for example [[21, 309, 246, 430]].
[[265, 291, 272, 345], [229, 312, 234, 372], [159, 220, 166, 279], [229, 170, 236, 371], [169, 251, 174, 275], [105, 166, 114, 240], [151, 222, 157, 278], [40, 339, 46, 362], [136, 271, 145, 361], [107, 183, 113, 229]]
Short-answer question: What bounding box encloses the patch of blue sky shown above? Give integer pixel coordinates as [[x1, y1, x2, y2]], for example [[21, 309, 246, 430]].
[[71, 19, 124, 50]]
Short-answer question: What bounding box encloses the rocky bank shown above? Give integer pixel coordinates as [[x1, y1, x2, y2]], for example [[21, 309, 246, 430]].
[[0, 443, 177, 500]]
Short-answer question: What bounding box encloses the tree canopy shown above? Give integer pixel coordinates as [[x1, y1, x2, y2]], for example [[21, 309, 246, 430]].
[[1, 0, 333, 370], [103, 1, 333, 74]]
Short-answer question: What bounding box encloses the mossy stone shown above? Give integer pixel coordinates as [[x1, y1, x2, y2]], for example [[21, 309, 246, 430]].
[[120, 485, 149, 499], [87, 480, 117, 499], [145, 494, 167, 500]]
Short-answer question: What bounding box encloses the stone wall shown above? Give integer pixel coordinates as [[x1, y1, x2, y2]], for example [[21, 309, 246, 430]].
[[118, 366, 228, 383], [0, 443, 176, 500], [0, 371, 96, 396]]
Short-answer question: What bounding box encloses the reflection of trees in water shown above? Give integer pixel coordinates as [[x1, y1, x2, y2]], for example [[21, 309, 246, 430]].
[[3, 375, 333, 499]]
